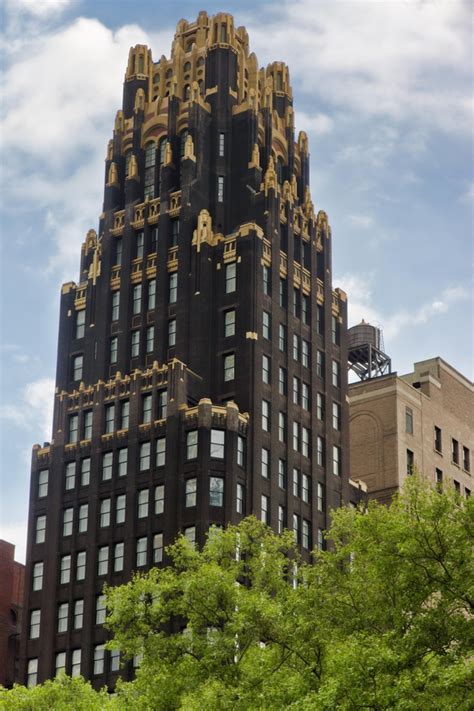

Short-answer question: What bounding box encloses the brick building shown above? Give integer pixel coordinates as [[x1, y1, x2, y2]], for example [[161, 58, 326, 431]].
[[349, 357, 473, 503], [0, 540, 25, 688], [21, 11, 360, 688]]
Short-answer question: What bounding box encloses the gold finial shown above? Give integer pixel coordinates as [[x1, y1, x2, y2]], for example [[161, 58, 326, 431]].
[[127, 154, 139, 179], [248, 143, 260, 169], [192, 209, 215, 252], [107, 140, 113, 161], [183, 134, 196, 162], [291, 174, 298, 200], [114, 110, 124, 133], [298, 130, 308, 155], [263, 155, 278, 195], [134, 88, 145, 112], [164, 141, 173, 166], [303, 186, 314, 219], [107, 162, 119, 187]]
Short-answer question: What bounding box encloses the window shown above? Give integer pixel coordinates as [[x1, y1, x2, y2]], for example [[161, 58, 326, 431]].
[[278, 324, 286, 352], [293, 421, 300, 452], [436, 468, 443, 490], [276, 367, 286, 396], [302, 427, 310, 458], [331, 315, 340, 345], [104, 404, 115, 434], [80, 457, 90, 487], [317, 482, 325, 512], [96, 595, 106, 625], [136, 537, 147, 567], [302, 520, 311, 550], [55, 652, 66, 677], [179, 131, 189, 158], [83, 410, 93, 440], [317, 350, 325, 378], [186, 430, 198, 459], [332, 360, 340, 387], [262, 354, 271, 384], [120, 400, 130, 430], [114, 542, 124, 572], [146, 326, 155, 353], [171, 219, 179, 246], [115, 238, 122, 266], [293, 468, 300, 498], [111, 291, 120, 321], [210, 477, 224, 506], [63, 508, 73, 536], [153, 533, 164, 563], [293, 288, 300, 318], [35, 515, 46, 544], [333, 445, 341, 476], [168, 319, 176, 346], [261, 494, 269, 524], [262, 311, 271, 339], [60, 555, 71, 584], [218, 132, 225, 157], [434, 426, 442, 452], [302, 474, 310, 503], [118, 447, 128, 476], [158, 390, 168, 419], [76, 551, 86, 581], [293, 514, 300, 543], [236, 483, 244, 514], [452, 439, 459, 465], [148, 279, 156, 310], [136, 231, 145, 259], [465, 487, 471, 499], [463, 446, 470, 472], [263, 265, 270, 295], [75, 309, 85, 339], [139, 442, 151, 471], [98, 546, 109, 576], [237, 435, 245, 467], [217, 176, 224, 202], [93, 645, 105, 676], [102, 452, 113, 481], [225, 263, 236, 293], [224, 353, 235, 381], [32, 562, 43, 591], [211, 429, 225, 459], [293, 334, 299, 361], [407, 449, 414, 476], [78, 504, 88, 533], [132, 284, 142, 315], [302, 294, 309, 325], [278, 459, 286, 489], [278, 505, 285, 534], [71, 649, 81, 678], [100, 499, 111, 527], [153, 484, 164, 515], [73, 600, 84, 630], [317, 529, 324, 551], [184, 526, 196, 546], [57, 603, 68, 633], [38, 469, 49, 498], [302, 383, 310, 411], [116, 494, 126, 524], [292, 376, 300, 405], [156, 437, 166, 467], [302, 340, 310, 368], [262, 400, 270, 432], [278, 412, 286, 442], [316, 393, 325, 421], [332, 402, 341, 431], [138, 489, 149, 518], [224, 309, 235, 337], [169, 273, 178, 303], [159, 136, 167, 165], [72, 355, 83, 381], [68, 414, 79, 443], [261, 447, 269, 478], [144, 142, 156, 199], [317, 436, 325, 467], [142, 394, 152, 424], [65, 462, 75, 490], [454, 480, 461, 495], [405, 407, 413, 434], [30, 610, 40, 639], [27, 659, 38, 688], [279, 278, 287, 307]]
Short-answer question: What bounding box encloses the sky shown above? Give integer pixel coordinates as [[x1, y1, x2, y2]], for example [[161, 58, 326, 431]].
[[0, 0, 472, 563]]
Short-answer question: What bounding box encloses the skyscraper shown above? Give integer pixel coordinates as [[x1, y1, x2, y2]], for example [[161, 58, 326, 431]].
[[21, 11, 356, 687]]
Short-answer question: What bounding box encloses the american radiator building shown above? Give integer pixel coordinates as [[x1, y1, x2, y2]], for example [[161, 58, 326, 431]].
[[21, 12, 355, 688]]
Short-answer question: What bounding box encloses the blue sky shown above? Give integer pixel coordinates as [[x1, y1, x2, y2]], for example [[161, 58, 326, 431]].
[[1, 0, 472, 562]]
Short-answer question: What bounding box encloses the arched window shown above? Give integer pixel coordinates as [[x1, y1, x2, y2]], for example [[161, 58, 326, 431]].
[[124, 149, 132, 177], [144, 142, 156, 199], [159, 137, 167, 165], [219, 24, 227, 43], [166, 68, 173, 79], [184, 84, 191, 100], [138, 55, 145, 74], [197, 57, 205, 68], [186, 40, 194, 52], [153, 73, 160, 85], [184, 61, 191, 73], [180, 131, 189, 158], [276, 156, 285, 184]]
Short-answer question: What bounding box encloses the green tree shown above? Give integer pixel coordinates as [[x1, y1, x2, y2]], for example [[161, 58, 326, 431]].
[[0, 675, 110, 710]]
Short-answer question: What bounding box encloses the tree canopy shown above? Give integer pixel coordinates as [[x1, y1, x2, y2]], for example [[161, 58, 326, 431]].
[[2, 477, 473, 710]]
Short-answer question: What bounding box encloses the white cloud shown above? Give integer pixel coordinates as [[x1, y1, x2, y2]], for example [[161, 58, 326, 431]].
[[7, 0, 74, 18], [296, 110, 334, 136], [248, 0, 472, 133], [0, 377, 55, 442], [348, 214, 375, 229]]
